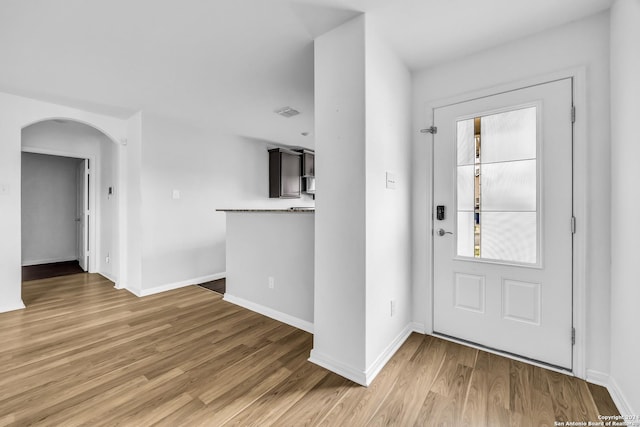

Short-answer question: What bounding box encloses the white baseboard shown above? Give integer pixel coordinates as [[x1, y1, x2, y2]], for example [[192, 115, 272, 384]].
[[608, 375, 635, 416], [308, 349, 367, 386], [123, 285, 142, 297], [586, 369, 610, 387], [309, 323, 415, 387], [412, 322, 427, 334], [136, 272, 226, 297], [363, 323, 414, 385], [586, 369, 635, 416], [223, 293, 313, 334], [98, 272, 126, 289], [0, 300, 26, 314], [99, 272, 117, 285], [22, 257, 77, 266]]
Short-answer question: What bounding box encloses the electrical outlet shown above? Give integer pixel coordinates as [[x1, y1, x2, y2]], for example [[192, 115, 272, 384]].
[[106, 253, 110, 264], [268, 277, 275, 289], [390, 299, 396, 317]]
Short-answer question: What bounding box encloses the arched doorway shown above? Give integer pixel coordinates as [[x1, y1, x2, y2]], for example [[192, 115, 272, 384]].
[[20, 119, 120, 299]]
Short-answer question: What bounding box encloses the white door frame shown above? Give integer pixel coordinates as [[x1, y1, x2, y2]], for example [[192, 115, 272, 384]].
[[423, 67, 588, 379], [21, 147, 98, 274]]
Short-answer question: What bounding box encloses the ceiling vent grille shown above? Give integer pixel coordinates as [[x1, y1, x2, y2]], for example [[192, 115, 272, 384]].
[[275, 106, 300, 118]]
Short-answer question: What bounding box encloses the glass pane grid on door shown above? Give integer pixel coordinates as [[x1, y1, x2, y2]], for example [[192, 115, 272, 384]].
[[456, 106, 537, 264]]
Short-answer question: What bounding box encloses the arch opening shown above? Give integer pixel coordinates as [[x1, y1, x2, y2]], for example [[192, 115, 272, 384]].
[[20, 119, 121, 297]]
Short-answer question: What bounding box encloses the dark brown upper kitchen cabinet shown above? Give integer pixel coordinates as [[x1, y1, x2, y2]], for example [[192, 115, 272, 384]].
[[269, 148, 301, 198]]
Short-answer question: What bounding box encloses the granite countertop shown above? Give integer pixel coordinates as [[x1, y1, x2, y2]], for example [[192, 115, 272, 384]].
[[217, 207, 315, 213]]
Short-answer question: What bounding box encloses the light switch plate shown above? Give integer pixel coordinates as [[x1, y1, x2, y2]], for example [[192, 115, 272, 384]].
[[172, 189, 181, 200], [0, 183, 9, 195]]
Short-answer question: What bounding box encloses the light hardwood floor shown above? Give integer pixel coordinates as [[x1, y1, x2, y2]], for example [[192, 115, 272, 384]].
[[0, 273, 618, 426]]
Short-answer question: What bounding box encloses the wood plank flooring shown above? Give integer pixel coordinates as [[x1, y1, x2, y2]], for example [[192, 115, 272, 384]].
[[0, 273, 619, 426]]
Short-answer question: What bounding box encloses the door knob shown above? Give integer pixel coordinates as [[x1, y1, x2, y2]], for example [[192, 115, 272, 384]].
[[437, 228, 453, 236]]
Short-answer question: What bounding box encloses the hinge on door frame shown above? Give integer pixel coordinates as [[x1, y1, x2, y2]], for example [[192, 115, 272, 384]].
[[571, 216, 576, 234], [571, 105, 576, 123], [420, 126, 438, 134], [571, 327, 576, 345]]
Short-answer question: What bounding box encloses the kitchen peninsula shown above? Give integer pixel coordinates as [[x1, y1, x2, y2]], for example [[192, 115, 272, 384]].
[[217, 208, 314, 333]]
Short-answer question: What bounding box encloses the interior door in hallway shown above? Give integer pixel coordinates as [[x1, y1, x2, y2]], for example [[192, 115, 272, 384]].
[[76, 159, 89, 272], [432, 79, 574, 369]]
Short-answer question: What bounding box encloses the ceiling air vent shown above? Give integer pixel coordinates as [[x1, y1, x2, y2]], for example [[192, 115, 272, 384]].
[[275, 106, 300, 118]]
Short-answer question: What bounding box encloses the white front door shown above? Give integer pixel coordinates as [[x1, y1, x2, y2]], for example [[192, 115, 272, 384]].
[[433, 79, 573, 369]]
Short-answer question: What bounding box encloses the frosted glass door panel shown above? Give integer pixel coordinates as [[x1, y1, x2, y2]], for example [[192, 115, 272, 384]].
[[481, 212, 537, 264], [455, 105, 538, 264], [457, 212, 475, 258], [481, 107, 536, 163], [457, 165, 476, 211], [457, 119, 476, 165], [481, 160, 537, 211]]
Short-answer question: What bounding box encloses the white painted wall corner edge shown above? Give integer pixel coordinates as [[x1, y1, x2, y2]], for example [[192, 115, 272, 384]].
[[363, 324, 415, 385], [308, 350, 368, 386], [587, 370, 636, 416], [122, 272, 226, 298], [309, 323, 417, 387], [412, 322, 427, 334], [0, 301, 26, 314], [223, 293, 314, 334], [98, 271, 118, 285]]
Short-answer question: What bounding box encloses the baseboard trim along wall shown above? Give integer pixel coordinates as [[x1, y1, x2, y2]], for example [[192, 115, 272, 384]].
[[99, 272, 118, 286], [309, 323, 415, 387], [0, 300, 26, 314], [585, 370, 635, 416], [124, 272, 226, 298], [586, 369, 610, 387], [363, 324, 414, 386], [605, 373, 635, 416], [308, 349, 368, 386], [411, 322, 427, 334], [223, 293, 314, 334]]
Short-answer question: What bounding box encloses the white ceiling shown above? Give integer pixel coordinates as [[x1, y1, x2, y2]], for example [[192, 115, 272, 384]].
[[0, 0, 612, 147]]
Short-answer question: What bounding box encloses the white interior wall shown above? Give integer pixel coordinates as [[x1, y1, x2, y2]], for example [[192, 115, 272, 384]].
[[311, 15, 412, 385], [21, 152, 82, 265], [121, 112, 143, 293], [224, 212, 314, 330], [364, 22, 413, 369], [411, 12, 611, 377], [137, 113, 314, 293], [311, 15, 368, 381], [609, 0, 640, 415], [99, 138, 118, 281]]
